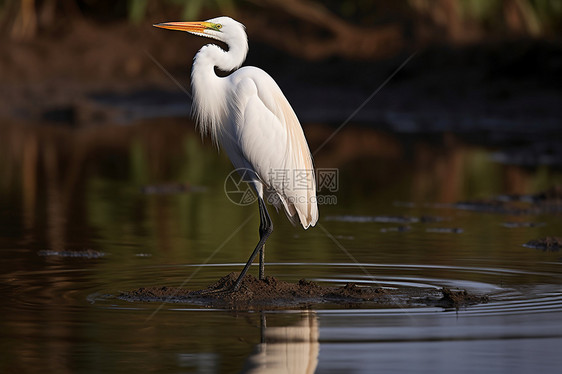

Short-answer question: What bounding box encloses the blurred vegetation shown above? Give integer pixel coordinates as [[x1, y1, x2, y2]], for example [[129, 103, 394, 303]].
[[126, 0, 237, 24], [2, 0, 561, 41]]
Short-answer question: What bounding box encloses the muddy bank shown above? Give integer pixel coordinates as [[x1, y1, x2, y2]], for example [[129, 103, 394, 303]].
[[454, 185, 562, 215], [38, 249, 105, 258], [119, 272, 488, 310], [524, 237, 562, 251]]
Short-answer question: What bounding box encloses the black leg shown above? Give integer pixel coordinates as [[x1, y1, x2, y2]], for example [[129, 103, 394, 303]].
[[232, 197, 273, 291], [257, 197, 273, 281]]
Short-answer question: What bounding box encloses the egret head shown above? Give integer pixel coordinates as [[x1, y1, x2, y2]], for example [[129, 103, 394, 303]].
[[153, 16, 245, 46]]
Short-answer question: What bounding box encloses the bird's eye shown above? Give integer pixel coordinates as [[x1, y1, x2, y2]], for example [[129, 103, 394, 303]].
[[216, 24, 222, 29]]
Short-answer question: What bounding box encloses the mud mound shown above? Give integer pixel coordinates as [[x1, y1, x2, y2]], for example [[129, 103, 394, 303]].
[[523, 237, 562, 251], [454, 185, 562, 215], [119, 272, 488, 310], [425, 288, 490, 308], [38, 249, 105, 258]]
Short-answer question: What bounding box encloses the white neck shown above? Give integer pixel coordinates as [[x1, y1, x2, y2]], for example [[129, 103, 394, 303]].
[[190, 38, 248, 143]]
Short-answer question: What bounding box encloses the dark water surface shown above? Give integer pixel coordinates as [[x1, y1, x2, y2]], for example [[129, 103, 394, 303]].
[[1, 121, 562, 373]]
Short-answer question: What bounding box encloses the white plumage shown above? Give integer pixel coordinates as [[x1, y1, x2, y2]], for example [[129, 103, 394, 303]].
[[154, 16, 318, 288]]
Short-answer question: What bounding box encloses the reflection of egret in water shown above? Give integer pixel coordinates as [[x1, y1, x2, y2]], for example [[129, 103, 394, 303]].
[[242, 312, 319, 374]]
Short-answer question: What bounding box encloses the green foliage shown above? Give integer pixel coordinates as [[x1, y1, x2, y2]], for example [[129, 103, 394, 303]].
[[460, 0, 502, 21], [127, 0, 149, 24], [458, 0, 562, 32], [531, 0, 562, 29], [1, 0, 561, 37], [126, 0, 238, 23]]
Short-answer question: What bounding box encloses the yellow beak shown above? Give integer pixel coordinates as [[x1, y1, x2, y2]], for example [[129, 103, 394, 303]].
[[153, 21, 210, 33]]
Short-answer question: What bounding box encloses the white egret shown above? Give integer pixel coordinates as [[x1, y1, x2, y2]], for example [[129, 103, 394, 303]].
[[154, 16, 318, 290]]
